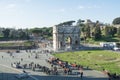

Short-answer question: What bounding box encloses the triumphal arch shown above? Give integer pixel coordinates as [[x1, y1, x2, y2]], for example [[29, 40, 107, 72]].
[[53, 21, 80, 51]]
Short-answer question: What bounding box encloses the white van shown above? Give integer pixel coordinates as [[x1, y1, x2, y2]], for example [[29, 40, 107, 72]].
[[113, 47, 120, 51]]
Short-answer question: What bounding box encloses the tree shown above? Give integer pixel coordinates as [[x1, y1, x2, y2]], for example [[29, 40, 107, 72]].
[[104, 26, 117, 37], [104, 26, 111, 37], [47, 27, 52, 36], [26, 29, 30, 40], [18, 29, 27, 39], [77, 19, 84, 26], [77, 19, 85, 40], [111, 27, 117, 37], [30, 27, 53, 39], [58, 20, 75, 26], [9, 29, 17, 39], [84, 24, 91, 38], [113, 17, 120, 25], [31, 28, 42, 34], [94, 27, 102, 40], [2, 28, 10, 38], [93, 22, 102, 40], [30, 28, 42, 37], [117, 27, 120, 38]]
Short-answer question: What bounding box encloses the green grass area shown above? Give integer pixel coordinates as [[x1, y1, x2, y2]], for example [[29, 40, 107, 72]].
[[0, 41, 34, 47], [81, 36, 120, 45], [24, 41, 34, 46], [53, 50, 120, 75], [0, 43, 15, 47]]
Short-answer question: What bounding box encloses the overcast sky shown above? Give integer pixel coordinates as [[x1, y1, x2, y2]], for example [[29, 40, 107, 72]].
[[0, 0, 119, 28]]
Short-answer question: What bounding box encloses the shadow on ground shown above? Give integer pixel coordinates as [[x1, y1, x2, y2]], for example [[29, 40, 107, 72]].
[[0, 72, 109, 80]]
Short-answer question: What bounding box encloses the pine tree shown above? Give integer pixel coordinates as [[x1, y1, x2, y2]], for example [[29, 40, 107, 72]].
[[85, 24, 91, 38], [104, 26, 110, 37], [93, 21, 102, 40], [117, 27, 120, 38]]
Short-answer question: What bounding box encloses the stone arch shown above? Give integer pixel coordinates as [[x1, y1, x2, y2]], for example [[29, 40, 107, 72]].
[[53, 21, 80, 51]]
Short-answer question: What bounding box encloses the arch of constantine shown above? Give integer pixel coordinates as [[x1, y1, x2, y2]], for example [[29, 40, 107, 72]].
[[53, 21, 80, 51]]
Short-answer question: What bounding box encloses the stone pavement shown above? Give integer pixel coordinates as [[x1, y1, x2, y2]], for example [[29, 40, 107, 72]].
[[0, 49, 108, 80]]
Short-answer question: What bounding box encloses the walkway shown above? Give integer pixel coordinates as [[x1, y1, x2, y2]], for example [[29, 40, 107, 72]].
[[0, 49, 108, 80]]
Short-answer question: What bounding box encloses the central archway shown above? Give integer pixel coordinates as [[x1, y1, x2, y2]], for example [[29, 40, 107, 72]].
[[65, 36, 72, 49]]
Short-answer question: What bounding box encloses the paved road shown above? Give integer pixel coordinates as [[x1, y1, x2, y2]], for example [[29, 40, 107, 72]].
[[0, 49, 108, 80]]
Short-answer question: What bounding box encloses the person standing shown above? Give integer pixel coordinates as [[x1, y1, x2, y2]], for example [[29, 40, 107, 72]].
[[21, 58, 23, 61], [80, 71, 83, 79], [79, 67, 83, 79]]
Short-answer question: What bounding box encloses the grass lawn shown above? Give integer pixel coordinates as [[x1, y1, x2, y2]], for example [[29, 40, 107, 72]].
[[81, 37, 120, 45], [53, 50, 120, 75], [0, 41, 34, 47]]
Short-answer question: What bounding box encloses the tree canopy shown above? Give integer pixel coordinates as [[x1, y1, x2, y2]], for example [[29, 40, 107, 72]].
[[113, 17, 120, 25], [30, 27, 52, 39], [2, 28, 10, 38], [57, 21, 75, 26]]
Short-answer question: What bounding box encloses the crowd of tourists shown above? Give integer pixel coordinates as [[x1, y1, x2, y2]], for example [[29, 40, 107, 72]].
[[46, 57, 84, 78]]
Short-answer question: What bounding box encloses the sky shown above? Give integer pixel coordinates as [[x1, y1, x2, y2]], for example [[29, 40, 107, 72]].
[[0, 0, 120, 29]]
